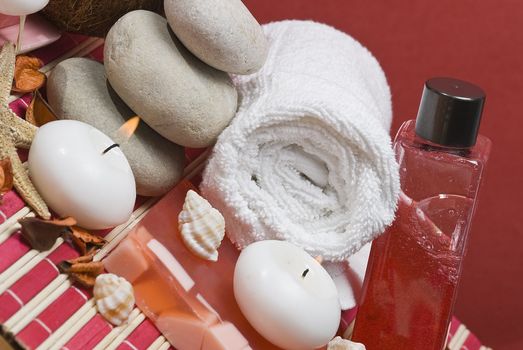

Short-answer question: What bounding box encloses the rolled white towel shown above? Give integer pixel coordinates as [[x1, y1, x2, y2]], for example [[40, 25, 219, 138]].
[[201, 20, 399, 262]]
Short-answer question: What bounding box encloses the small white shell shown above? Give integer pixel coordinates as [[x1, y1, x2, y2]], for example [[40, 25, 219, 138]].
[[178, 190, 225, 262], [328, 336, 366, 350], [94, 273, 134, 326]]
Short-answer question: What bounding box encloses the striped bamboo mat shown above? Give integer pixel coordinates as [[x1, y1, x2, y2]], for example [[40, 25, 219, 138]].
[[0, 33, 491, 350]]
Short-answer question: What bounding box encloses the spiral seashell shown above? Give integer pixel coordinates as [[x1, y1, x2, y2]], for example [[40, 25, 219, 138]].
[[94, 273, 135, 326], [327, 336, 366, 350], [178, 190, 225, 262]]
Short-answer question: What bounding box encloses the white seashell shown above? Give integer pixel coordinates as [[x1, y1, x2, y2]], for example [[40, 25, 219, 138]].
[[94, 273, 135, 326], [328, 336, 366, 350], [178, 190, 225, 262]]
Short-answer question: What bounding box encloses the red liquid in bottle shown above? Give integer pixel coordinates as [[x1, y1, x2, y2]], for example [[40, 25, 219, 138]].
[[353, 193, 467, 349], [353, 115, 490, 350]]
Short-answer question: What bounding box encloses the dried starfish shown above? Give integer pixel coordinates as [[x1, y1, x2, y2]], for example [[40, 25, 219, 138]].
[[0, 42, 50, 218]]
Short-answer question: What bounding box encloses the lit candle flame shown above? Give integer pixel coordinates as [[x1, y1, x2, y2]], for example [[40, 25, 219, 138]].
[[114, 116, 140, 144]]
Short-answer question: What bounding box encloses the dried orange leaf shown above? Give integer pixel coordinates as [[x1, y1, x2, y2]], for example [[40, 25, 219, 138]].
[[68, 261, 104, 274], [15, 55, 43, 70], [13, 55, 46, 93], [67, 253, 95, 265], [71, 273, 97, 288], [13, 68, 46, 93], [67, 226, 106, 255], [57, 259, 104, 288], [0, 158, 14, 197], [50, 216, 77, 227], [25, 90, 57, 126]]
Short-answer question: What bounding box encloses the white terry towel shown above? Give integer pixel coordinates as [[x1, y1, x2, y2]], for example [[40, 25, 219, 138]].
[[201, 20, 400, 263]]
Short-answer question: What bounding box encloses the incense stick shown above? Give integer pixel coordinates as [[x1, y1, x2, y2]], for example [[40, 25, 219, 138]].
[[104, 312, 145, 350], [37, 299, 96, 350], [50, 306, 97, 350], [15, 16, 26, 54], [92, 308, 141, 350], [51, 306, 97, 350], [0, 207, 31, 242], [0, 250, 39, 288], [146, 336, 167, 350], [0, 238, 63, 292], [6, 277, 70, 334], [157, 341, 171, 350], [41, 38, 104, 74], [182, 148, 212, 177], [447, 324, 466, 350]]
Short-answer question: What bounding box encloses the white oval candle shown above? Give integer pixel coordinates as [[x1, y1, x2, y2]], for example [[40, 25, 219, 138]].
[[234, 240, 341, 350], [28, 120, 136, 229], [0, 0, 49, 16]]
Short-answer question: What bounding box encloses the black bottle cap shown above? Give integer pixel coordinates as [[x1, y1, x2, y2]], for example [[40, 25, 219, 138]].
[[415, 77, 485, 148]]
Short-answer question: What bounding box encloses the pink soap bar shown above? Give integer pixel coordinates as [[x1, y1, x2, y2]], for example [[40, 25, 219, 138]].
[[104, 181, 281, 350], [156, 311, 211, 350], [105, 237, 149, 283], [202, 322, 249, 350]]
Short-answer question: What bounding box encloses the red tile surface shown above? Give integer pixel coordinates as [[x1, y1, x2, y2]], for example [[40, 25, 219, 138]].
[[16, 287, 90, 349], [117, 319, 161, 350], [47, 243, 80, 264], [0, 243, 78, 322], [0, 191, 25, 225], [15, 319, 51, 349], [0, 292, 20, 324], [63, 314, 113, 350], [0, 233, 31, 273]]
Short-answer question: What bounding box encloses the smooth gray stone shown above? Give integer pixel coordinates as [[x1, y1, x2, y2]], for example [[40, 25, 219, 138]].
[[47, 57, 186, 197], [104, 10, 238, 148], [164, 0, 268, 75]]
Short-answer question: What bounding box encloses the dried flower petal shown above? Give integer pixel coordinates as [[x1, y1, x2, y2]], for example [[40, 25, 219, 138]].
[[68, 261, 104, 274], [67, 253, 95, 265], [58, 258, 104, 288], [71, 273, 98, 288], [19, 217, 71, 251], [50, 216, 77, 227], [67, 227, 106, 256], [13, 55, 46, 93], [25, 90, 57, 126], [0, 158, 14, 197]]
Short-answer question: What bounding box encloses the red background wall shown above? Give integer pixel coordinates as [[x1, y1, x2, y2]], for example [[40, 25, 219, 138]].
[[243, 1, 523, 349]]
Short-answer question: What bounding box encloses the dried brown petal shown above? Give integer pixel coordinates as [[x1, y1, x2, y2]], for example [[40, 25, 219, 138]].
[[12, 55, 46, 93], [71, 273, 97, 288], [67, 227, 106, 256], [15, 55, 43, 71], [68, 261, 104, 274], [25, 90, 58, 126], [19, 217, 70, 251], [67, 253, 95, 265], [58, 259, 104, 288], [51, 217, 77, 227], [57, 260, 72, 273], [0, 158, 14, 197]]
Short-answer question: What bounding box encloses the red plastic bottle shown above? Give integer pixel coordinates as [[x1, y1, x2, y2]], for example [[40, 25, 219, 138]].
[[352, 78, 491, 350]]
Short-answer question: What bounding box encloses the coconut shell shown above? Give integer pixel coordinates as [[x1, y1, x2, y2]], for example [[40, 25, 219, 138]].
[[42, 0, 163, 37]]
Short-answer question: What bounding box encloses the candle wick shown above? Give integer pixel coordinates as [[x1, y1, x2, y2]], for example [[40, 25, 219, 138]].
[[302, 268, 310, 278], [102, 143, 120, 155]]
